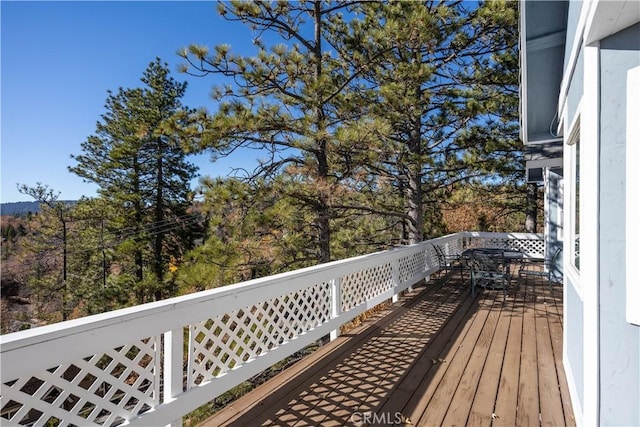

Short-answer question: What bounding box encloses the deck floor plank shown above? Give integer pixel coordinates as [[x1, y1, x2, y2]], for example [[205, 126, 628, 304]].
[[545, 281, 576, 426], [199, 272, 574, 427], [371, 279, 476, 421], [440, 293, 503, 426], [414, 295, 497, 426], [297, 281, 465, 427], [360, 280, 472, 427], [466, 289, 513, 426], [212, 286, 438, 426], [536, 280, 567, 426], [492, 286, 524, 427], [516, 279, 541, 427], [399, 296, 486, 425]]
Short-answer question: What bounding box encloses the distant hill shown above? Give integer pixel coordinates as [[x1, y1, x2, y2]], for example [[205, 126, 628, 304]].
[[0, 201, 76, 216], [0, 202, 41, 216]]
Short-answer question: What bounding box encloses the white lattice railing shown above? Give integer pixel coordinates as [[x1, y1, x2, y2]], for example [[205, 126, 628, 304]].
[[0, 231, 543, 426], [462, 231, 545, 259]]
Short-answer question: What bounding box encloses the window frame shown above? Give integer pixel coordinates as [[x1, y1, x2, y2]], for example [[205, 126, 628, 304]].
[[566, 117, 581, 276]]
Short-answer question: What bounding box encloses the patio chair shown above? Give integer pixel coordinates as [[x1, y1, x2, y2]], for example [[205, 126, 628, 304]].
[[431, 244, 466, 284], [468, 252, 509, 299], [518, 247, 562, 288]]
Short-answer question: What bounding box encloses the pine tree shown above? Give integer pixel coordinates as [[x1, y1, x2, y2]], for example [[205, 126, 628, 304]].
[[447, 1, 528, 230], [340, 0, 522, 242], [177, 175, 314, 291], [179, 1, 369, 264], [70, 58, 198, 303], [66, 198, 130, 315], [178, 0, 526, 272], [17, 183, 74, 320]]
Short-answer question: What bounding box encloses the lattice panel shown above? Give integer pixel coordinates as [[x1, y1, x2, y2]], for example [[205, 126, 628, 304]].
[[468, 237, 544, 256], [429, 246, 440, 267], [477, 238, 510, 249], [188, 282, 331, 387], [341, 263, 393, 311], [464, 237, 485, 249], [442, 239, 464, 256], [1, 338, 158, 427], [399, 252, 428, 284], [506, 238, 544, 254]]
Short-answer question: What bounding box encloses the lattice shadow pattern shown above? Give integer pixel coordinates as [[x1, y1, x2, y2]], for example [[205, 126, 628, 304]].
[[466, 237, 544, 255]]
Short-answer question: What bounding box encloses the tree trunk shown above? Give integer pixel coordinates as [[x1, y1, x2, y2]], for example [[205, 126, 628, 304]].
[[407, 167, 424, 244], [101, 218, 107, 290], [406, 82, 424, 245], [313, 1, 331, 264], [398, 180, 410, 244], [525, 182, 538, 233], [133, 156, 145, 304], [154, 137, 165, 301], [62, 219, 68, 321]]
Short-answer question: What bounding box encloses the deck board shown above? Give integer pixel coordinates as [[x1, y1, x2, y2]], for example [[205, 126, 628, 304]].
[[199, 270, 575, 427], [517, 280, 541, 426], [466, 296, 510, 426], [544, 279, 576, 426], [372, 279, 475, 419], [439, 296, 501, 426], [493, 285, 523, 427], [416, 296, 497, 426], [535, 282, 565, 426]]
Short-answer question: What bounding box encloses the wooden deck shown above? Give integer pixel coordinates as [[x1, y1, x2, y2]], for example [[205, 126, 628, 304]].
[[200, 270, 575, 427]]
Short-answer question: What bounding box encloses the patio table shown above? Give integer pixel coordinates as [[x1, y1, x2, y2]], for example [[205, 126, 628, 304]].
[[461, 248, 525, 296], [461, 248, 524, 267]]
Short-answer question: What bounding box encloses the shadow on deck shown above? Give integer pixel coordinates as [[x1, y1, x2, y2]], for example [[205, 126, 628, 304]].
[[201, 269, 575, 427]]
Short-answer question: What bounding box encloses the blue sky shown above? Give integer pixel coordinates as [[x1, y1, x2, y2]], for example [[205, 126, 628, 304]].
[[1, 1, 262, 203]]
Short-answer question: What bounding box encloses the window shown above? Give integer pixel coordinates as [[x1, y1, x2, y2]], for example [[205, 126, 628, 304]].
[[566, 117, 580, 274]]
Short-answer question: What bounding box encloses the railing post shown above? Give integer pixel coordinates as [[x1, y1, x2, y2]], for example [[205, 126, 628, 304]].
[[330, 278, 341, 341], [421, 245, 431, 288], [391, 259, 400, 303], [164, 328, 184, 427]]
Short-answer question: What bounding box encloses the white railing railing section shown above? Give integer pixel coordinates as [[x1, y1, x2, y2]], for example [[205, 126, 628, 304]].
[[0, 232, 543, 426], [463, 231, 545, 259]]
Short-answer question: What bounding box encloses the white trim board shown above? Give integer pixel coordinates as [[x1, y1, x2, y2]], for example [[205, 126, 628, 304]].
[[626, 65, 640, 326], [564, 351, 584, 427], [558, 1, 591, 122], [519, 0, 529, 144], [580, 43, 601, 426]]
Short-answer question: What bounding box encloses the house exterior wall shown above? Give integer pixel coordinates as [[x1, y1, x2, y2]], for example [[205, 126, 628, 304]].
[[598, 23, 640, 426], [524, 1, 640, 425], [561, 20, 640, 427], [526, 45, 566, 141]]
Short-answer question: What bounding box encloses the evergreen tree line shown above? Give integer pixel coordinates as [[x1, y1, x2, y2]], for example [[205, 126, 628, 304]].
[[5, 1, 528, 326]]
